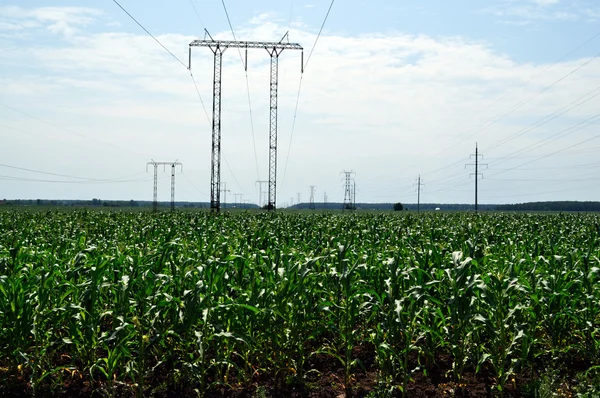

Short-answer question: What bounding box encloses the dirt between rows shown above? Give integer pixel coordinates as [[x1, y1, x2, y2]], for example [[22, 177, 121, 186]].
[[1, 347, 578, 397]]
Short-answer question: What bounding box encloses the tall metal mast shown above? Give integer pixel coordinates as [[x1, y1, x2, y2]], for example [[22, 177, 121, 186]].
[[466, 143, 487, 212], [146, 160, 182, 212], [256, 180, 268, 208], [189, 32, 303, 213], [309, 185, 316, 210], [414, 175, 424, 213], [341, 170, 355, 211]]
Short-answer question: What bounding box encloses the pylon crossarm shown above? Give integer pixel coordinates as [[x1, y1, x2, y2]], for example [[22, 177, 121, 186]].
[[190, 40, 302, 51]]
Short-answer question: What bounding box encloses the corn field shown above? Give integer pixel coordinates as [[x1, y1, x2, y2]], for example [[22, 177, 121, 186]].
[[1, 210, 599, 397]]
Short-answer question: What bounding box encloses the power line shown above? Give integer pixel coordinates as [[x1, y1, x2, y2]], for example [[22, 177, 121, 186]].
[[280, 0, 335, 192], [427, 133, 600, 197], [453, 49, 600, 146], [0, 122, 112, 154], [421, 81, 600, 191], [484, 84, 600, 153], [223, 155, 245, 195], [220, 0, 239, 43], [0, 103, 133, 154], [0, 174, 149, 184], [489, 113, 600, 168], [111, 0, 187, 69], [0, 163, 146, 182], [482, 186, 595, 200], [288, 0, 294, 31], [427, 117, 600, 198], [423, 29, 600, 161], [465, 143, 487, 212], [441, 31, 600, 140], [189, 69, 211, 125], [187, 0, 253, 205], [181, 171, 208, 197], [0, 103, 153, 158], [413, 36, 600, 186], [187, 0, 206, 28], [303, 0, 335, 72], [243, 75, 261, 182], [146, 160, 182, 211], [279, 75, 303, 193], [219, 0, 261, 182], [486, 118, 600, 178]]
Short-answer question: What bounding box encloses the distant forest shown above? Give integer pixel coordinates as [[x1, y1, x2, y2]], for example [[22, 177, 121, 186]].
[[494, 201, 600, 212], [2, 199, 600, 212]]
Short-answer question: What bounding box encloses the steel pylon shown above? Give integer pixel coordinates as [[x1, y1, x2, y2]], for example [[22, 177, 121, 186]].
[[189, 31, 303, 212]]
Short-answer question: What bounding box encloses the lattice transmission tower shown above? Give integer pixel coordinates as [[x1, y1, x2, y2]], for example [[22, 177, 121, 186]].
[[309, 185, 316, 210], [341, 170, 355, 211], [189, 31, 303, 213], [256, 180, 268, 208], [146, 160, 183, 212], [220, 182, 230, 210]]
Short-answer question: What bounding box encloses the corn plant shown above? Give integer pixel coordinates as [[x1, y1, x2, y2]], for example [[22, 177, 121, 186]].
[[0, 209, 599, 396]]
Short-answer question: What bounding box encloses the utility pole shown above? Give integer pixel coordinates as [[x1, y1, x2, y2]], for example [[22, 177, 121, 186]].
[[414, 175, 424, 213], [148, 161, 158, 212], [170, 161, 183, 211], [220, 182, 231, 210], [256, 180, 268, 208], [341, 170, 355, 211], [465, 143, 487, 212], [190, 31, 303, 213], [309, 185, 316, 210], [146, 160, 182, 212]]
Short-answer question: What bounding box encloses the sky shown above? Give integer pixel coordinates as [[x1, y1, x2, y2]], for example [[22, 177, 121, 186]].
[[1, 0, 600, 206]]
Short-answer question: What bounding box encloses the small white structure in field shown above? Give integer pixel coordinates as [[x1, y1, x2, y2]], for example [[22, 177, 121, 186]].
[[435, 207, 440, 211]]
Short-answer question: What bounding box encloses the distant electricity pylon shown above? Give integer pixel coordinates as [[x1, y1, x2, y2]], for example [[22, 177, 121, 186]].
[[146, 160, 182, 212], [414, 175, 424, 213], [189, 31, 303, 213], [297, 192, 301, 207], [256, 180, 268, 208], [465, 143, 487, 212], [341, 170, 356, 211], [220, 182, 230, 210], [309, 185, 316, 210], [233, 193, 244, 207], [324, 191, 328, 206]]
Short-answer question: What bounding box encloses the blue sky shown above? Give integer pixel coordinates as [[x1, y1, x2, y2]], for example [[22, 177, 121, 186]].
[[1, 0, 600, 206]]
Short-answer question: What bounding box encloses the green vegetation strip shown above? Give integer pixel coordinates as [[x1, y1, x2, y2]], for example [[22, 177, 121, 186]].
[[0, 210, 599, 396]]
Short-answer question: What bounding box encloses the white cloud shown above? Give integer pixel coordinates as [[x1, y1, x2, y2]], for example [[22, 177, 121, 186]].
[[0, 6, 101, 37], [585, 8, 600, 21], [0, 21, 22, 30], [481, 0, 587, 24], [529, 0, 560, 5]]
